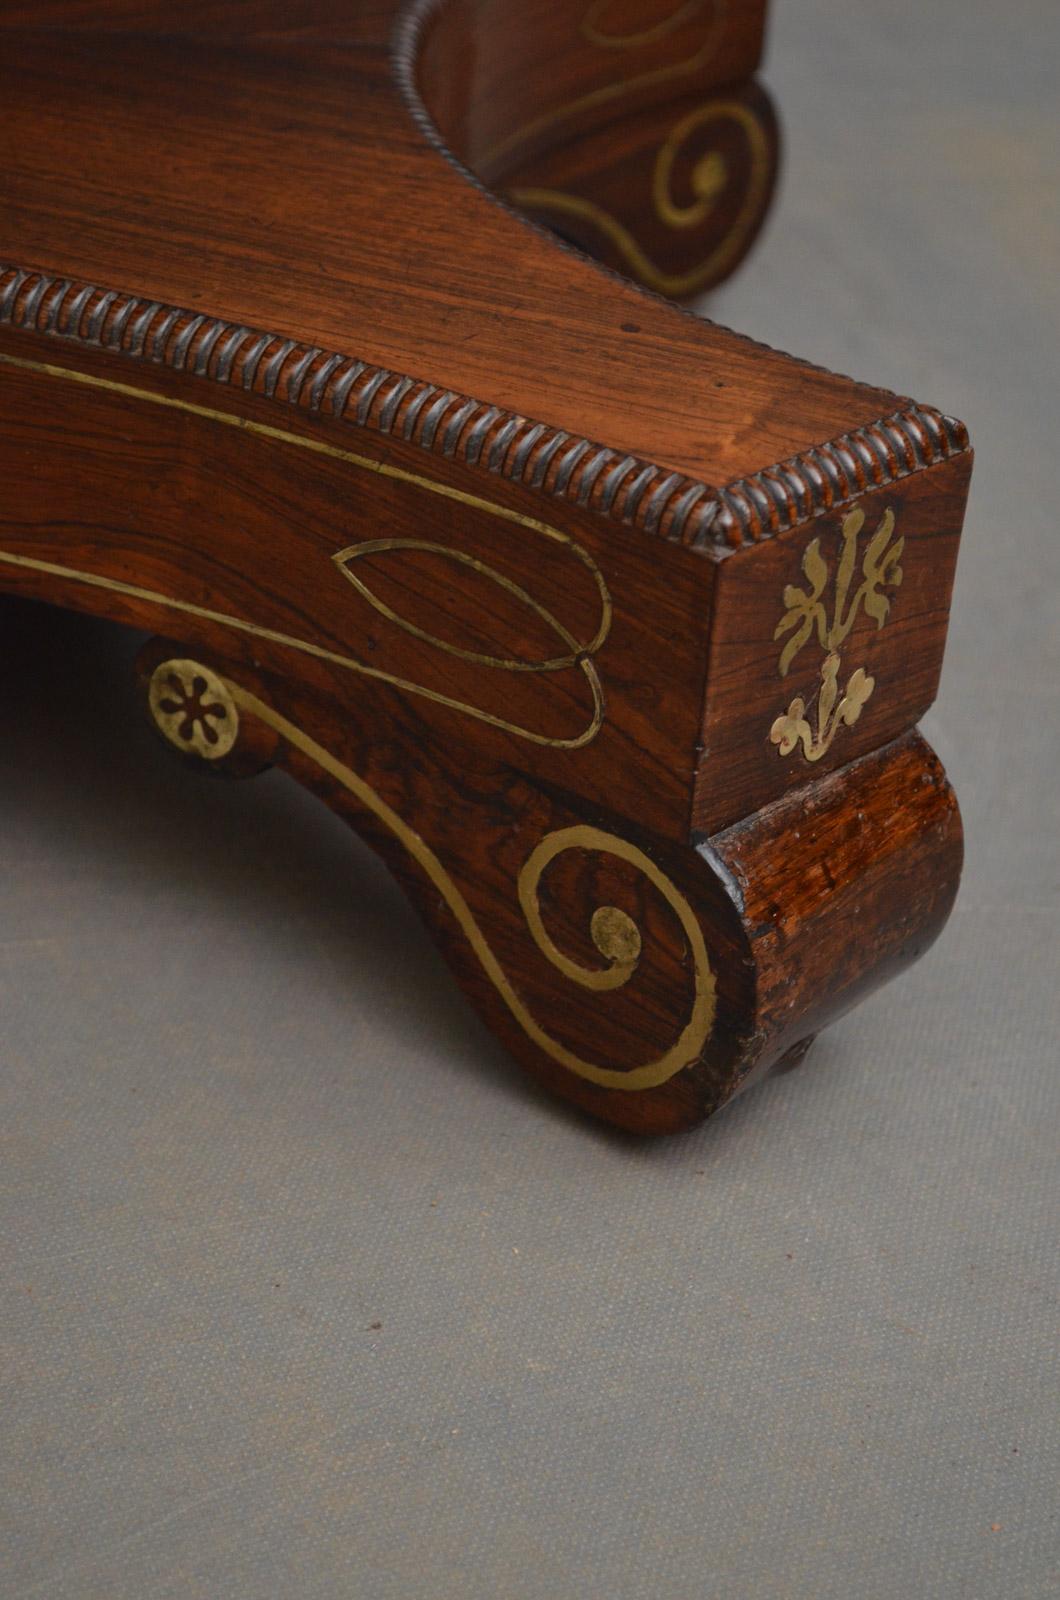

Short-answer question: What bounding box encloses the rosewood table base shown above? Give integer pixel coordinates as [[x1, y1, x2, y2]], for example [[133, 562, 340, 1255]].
[[0, 1, 971, 1133]]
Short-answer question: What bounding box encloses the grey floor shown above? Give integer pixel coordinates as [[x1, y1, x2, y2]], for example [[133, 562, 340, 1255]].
[[2, 2, 1058, 1596]]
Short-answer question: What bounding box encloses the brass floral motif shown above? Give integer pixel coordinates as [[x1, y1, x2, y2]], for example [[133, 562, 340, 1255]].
[[770, 505, 903, 763], [148, 659, 239, 760]]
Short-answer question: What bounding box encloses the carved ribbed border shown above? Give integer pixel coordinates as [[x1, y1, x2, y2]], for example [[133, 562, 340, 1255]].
[[710, 407, 971, 543], [0, 265, 969, 552]]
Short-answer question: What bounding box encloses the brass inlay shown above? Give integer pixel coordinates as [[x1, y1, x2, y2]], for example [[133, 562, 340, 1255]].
[[581, 0, 708, 50], [148, 659, 239, 759], [0, 352, 611, 750], [653, 119, 728, 229], [0, 342, 712, 1089], [770, 506, 904, 763], [332, 537, 607, 724], [590, 904, 642, 967], [483, 0, 728, 169], [223, 685, 716, 1092], [510, 99, 770, 297]]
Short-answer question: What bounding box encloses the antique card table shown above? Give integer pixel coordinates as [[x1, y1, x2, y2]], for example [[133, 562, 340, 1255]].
[[0, 1, 971, 1132]]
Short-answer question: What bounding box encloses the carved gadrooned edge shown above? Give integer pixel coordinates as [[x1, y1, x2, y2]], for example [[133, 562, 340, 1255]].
[[709, 406, 971, 544], [0, 265, 969, 552]]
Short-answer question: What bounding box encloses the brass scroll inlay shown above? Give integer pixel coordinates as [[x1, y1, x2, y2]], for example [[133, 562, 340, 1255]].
[[484, 0, 728, 169], [770, 506, 904, 763], [220, 685, 716, 1093], [510, 98, 770, 298], [653, 111, 728, 229]]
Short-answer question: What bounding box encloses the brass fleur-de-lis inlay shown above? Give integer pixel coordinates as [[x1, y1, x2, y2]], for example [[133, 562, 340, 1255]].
[[770, 505, 904, 762]]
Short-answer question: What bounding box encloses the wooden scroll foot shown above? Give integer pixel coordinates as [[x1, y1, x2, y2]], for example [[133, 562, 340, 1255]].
[[134, 641, 961, 1136], [503, 82, 779, 301]]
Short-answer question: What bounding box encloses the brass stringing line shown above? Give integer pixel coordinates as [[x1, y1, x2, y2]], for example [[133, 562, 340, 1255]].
[[0, 355, 602, 548], [510, 100, 770, 299], [0, 352, 612, 749], [481, 0, 728, 169], [226, 682, 717, 1092], [581, 0, 707, 50], [333, 537, 609, 672], [0, 546, 606, 751]]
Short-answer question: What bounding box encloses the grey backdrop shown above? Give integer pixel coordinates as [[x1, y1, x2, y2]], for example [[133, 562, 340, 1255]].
[[2, 1, 1057, 1596]]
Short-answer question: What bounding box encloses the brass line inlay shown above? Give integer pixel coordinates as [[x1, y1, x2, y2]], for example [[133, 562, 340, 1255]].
[[0, 352, 612, 749], [333, 537, 610, 670], [482, 0, 729, 169], [510, 99, 770, 298], [581, 0, 709, 50], [770, 505, 904, 763], [226, 679, 716, 1092]]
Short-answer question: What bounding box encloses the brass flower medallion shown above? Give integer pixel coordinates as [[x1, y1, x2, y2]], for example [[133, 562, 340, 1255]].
[[148, 659, 239, 761]]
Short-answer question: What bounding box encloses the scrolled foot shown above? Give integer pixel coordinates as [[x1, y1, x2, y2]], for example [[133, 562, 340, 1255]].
[[412, 0, 779, 299], [128, 644, 962, 1135], [506, 80, 780, 299]]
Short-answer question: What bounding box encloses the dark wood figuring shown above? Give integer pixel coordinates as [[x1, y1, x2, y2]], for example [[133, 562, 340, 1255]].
[[0, 0, 972, 1132]]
